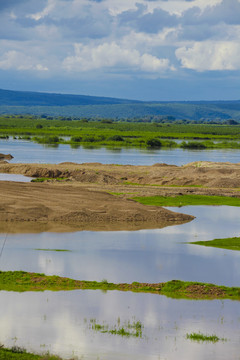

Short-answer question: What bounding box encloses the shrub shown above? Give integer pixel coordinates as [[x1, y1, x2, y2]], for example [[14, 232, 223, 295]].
[[71, 136, 82, 142], [108, 135, 124, 141], [180, 141, 206, 149], [83, 136, 96, 142], [146, 138, 162, 148]]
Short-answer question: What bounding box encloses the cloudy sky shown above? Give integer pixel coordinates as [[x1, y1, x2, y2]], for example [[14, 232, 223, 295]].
[[0, 0, 240, 100]]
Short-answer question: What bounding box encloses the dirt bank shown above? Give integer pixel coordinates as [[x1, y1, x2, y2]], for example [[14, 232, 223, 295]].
[[1, 160, 240, 233], [0, 181, 193, 233], [1, 160, 240, 189], [0, 153, 13, 161]]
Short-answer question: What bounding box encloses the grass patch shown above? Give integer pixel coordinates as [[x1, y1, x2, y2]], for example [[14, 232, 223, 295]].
[[186, 332, 224, 343], [0, 346, 63, 359], [34, 249, 71, 252], [91, 319, 143, 338], [133, 194, 240, 207], [31, 177, 67, 183], [1, 271, 240, 300], [191, 237, 240, 251]]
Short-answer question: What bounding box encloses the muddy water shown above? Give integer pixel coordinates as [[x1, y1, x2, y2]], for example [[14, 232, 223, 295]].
[[0, 206, 240, 359], [1, 138, 240, 165]]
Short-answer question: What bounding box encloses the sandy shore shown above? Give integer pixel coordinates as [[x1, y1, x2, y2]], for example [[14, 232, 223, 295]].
[[1, 160, 240, 233]]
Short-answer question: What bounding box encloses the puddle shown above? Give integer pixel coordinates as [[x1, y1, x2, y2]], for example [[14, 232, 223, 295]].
[[0, 173, 32, 182]]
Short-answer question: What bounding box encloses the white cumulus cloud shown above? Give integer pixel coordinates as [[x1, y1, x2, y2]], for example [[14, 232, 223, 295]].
[[0, 50, 48, 71], [63, 42, 174, 73], [175, 41, 240, 71]]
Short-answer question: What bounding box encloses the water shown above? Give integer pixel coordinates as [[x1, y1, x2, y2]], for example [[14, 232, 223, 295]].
[[0, 173, 32, 182], [0, 290, 239, 360], [1, 138, 240, 359], [0, 206, 240, 358], [1, 207, 240, 287], [1, 138, 240, 165]]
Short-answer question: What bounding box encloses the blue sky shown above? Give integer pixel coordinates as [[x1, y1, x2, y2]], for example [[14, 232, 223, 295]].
[[0, 0, 240, 101]]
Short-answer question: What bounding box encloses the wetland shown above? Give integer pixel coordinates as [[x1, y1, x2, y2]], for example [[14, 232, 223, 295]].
[[1, 123, 240, 359]]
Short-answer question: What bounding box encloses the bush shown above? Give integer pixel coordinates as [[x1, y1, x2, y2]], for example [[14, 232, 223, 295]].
[[180, 141, 206, 149], [108, 135, 124, 141], [83, 136, 96, 142], [71, 136, 82, 142], [146, 138, 162, 148], [101, 119, 113, 124]]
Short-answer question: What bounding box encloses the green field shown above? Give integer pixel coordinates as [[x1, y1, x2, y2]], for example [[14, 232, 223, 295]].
[[1, 116, 240, 149]]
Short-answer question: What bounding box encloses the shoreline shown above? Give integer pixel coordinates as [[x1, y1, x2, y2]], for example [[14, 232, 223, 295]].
[[1, 160, 240, 233]]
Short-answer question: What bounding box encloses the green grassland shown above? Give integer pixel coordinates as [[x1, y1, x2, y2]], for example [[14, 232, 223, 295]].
[[191, 237, 240, 251], [1, 271, 240, 300], [133, 195, 240, 207], [1, 116, 240, 149]]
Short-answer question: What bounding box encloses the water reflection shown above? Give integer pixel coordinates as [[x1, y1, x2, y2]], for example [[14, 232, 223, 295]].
[[1, 206, 240, 286], [0, 290, 239, 360], [2, 138, 240, 165]]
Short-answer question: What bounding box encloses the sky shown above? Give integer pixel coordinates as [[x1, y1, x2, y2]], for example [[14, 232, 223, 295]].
[[0, 0, 240, 101]]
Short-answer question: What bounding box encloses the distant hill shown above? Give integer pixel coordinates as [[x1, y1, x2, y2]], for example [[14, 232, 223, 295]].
[[0, 89, 138, 106], [0, 89, 240, 121]]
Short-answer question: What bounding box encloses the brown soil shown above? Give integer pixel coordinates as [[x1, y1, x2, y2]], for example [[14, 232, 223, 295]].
[[1, 160, 240, 233], [0, 153, 13, 160], [0, 180, 193, 233]]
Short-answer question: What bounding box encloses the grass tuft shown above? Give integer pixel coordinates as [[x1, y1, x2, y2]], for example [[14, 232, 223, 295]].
[[186, 332, 225, 343]]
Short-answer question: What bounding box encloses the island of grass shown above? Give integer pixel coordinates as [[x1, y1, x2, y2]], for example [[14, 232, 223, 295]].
[[1, 271, 240, 301], [191, 237, 240, 251], [133, 194, 240, 207]]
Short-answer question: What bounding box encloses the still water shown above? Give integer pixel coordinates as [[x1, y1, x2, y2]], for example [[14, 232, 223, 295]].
[[0, 290, 239, 360], [1, 207, 240, 286], [0, 173, 32, 182], [1, 138, 240, 165], [0, 206, 240, 359], [1, 137, 240, 359]]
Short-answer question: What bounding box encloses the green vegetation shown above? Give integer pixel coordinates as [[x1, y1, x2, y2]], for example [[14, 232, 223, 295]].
[[1, 271, 240, 300], [91, 319, 143, 338], [0, 346, 63, 360], [31, 177, 67, 183], [133, 194, 240, 207], [186, 332, 225, 343], [1, 116, 240, 150], [191, 237, 240, 251]]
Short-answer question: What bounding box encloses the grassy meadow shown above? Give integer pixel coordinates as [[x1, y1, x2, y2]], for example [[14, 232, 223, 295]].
[[1, 116, 240, 149]]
